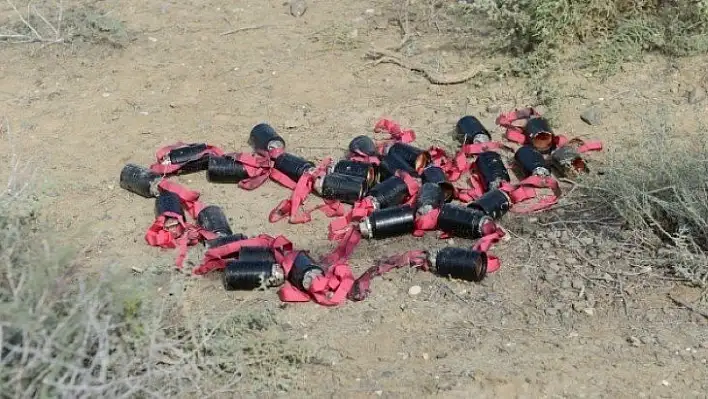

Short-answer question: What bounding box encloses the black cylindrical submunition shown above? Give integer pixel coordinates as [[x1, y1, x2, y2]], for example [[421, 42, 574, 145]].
[[207, 155, 250, 183], [550, 145, 588, 177], [475, 151, 511, 192], [455, 115, 491, 145], [367, 175, 411, 210], [437, 203, 494, 239], [523, 117, 555, 154], [421, 165, 455, 201], [378, 152, 418, 181], [468, 189, 511, 220], [330, 160, 377, 187], [155, 191, 185, 219], [415, 183, 445, 216], [273, 153, 316, 182], [223, 260, 285, 291], [204, 233, 248, 249], [164, 143, 208, 165], [359, 204, 416, 239], [120, 163, 162, 198], [249, 123, 285, 152], [384, 142, 431, 171], [196, 205, 233, 237], [315, 173, 366, 204], [433, 247, 488, 282], [348, 135, 378, 156], [514, 145, 550, 177], [238, 246, 276, 263], [288, 252, 324, 291]]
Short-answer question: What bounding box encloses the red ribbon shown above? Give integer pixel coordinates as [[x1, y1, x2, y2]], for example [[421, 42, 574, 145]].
[[348, 250, 430, 301], [268, 158, 345, 224], [473, 224, 506, 273], [145, 211, 217, 270], [347, 150, 381, 165], [373, 118, 417, 153], [149, 142, 225, 175], [496, 107, 540, 145], [192, 234, 293, 275], [277, 251, 355, 306], [413, 208, 440, 237], [156, 180, 205, 219]]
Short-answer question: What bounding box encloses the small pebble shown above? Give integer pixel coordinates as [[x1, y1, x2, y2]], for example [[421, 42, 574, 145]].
[[486, 103, 501, 114], [628, 336, 641, 347], [661, 380, 670, 387], [408, 285, 422, 296], [422, 353, 430, 360], [571, 278, 584, 289], [289, 0, 307, 17], [687, 87, 706, 104], [580, 108, 602, 125]]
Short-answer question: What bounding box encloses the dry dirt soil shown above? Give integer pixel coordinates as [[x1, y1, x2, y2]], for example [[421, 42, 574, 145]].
[[1, 0, 708, 397]]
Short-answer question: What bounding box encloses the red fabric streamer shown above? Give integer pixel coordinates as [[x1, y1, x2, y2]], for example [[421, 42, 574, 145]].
[[397, 170, 421, 206], [472, 224, 506, 273], [413, 208, 440, 237], [428, 146, 466, 182], [348, 250, 430, 301], [320, 228, 362, 266], [373, 118, 416, 153], [277, 251, 355, 306], [156, 180, 205, 219], [193, 234, 293, 275], [145, 211, 217, 270], [150, 142, 225, 175], [347, 150, 381, 165], [327, 197, 377, 241], [269, 158, 345, 224], [495, 107, 540, 145]]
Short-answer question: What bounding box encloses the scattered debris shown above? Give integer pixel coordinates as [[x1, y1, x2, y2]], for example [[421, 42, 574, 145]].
[[408, 285, 422, 296]]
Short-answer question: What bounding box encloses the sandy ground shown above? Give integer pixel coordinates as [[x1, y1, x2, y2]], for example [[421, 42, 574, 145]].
[[1, 0, 707, 397]]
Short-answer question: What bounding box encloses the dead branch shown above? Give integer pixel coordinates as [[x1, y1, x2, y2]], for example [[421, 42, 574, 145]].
[[220, 25, 268, 36], [667, 293, 708, 320], [365, 47, 484, 85]]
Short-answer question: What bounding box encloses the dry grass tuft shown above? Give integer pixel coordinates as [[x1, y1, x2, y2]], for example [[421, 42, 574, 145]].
[[576, 113, 708, 286]]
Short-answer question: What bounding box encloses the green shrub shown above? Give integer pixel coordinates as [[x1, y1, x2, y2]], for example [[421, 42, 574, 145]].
[[459, 0, 708, 74]]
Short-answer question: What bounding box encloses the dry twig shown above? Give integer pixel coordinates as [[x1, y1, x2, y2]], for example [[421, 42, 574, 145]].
[[220, 25, 268, 36], [365, 47, 485, 85], [667, 293, 708, 320]]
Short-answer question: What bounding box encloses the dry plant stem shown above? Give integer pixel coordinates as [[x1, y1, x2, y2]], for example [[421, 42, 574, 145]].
[[366, 48, 484, 85], [6, 0, 42, 40], [2, 0, 64, 44], [667, 293, 708, 320], [221, 25, 267, 36]]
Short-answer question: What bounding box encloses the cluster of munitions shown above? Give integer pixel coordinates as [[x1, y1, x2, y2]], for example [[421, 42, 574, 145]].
[[119, 108, 600, 304]]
